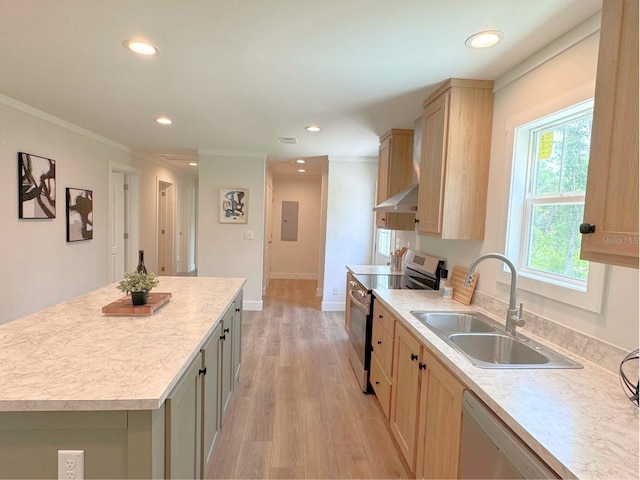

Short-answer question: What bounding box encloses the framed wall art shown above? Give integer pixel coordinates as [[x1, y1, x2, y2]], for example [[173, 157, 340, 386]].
[[219, 187, 248, 223], [66, 188, 93, 242], [18, 152, 56, 219]]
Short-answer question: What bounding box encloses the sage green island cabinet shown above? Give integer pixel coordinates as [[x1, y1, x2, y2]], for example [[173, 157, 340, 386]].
[[0, 277, 245, 480], [165, 352, 203, 479]]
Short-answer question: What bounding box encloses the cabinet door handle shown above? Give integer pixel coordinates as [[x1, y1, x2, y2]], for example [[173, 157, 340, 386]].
[[579, 223, 596, 234], [377, 340, 382, 344], [199, 367, 207, 376], [375, 381, 380, 385], [235, 308, 241, 312], [419, 363, 426, 370], [224, 327, 230, 333], [411, 353, 418, 361], [220, 334, 226, 341]]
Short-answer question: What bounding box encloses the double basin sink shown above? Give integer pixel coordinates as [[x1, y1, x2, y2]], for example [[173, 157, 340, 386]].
[[410, 311, 582, 369]]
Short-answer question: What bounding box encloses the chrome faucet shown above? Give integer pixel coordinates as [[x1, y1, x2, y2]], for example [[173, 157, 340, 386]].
[[464, 253, 524, 336]]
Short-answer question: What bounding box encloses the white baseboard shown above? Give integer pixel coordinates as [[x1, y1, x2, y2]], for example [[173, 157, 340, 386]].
[[243, 300, 263, 311], [270, 273, 318, 280], [321, 301, 345, 312]]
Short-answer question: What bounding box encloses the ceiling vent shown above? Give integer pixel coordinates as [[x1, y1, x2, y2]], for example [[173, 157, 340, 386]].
[[279, 137, 298, 144]]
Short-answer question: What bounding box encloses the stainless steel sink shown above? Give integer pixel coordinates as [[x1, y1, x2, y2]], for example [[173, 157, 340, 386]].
[[410, 311, 582, 369], [411, 311, 500, 334], [449, 333, 549, 366]]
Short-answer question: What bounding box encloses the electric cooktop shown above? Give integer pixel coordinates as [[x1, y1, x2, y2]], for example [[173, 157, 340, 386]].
[[352, 250, 445, 291]]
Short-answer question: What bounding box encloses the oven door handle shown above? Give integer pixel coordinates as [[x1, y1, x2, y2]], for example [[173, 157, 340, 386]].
[[349, 289, 370, 315]]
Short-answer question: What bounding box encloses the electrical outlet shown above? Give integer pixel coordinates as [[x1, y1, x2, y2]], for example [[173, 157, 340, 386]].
[[244, 231, 254, 240], [333, 286, 339, 295], [58, 450, 84, 480]]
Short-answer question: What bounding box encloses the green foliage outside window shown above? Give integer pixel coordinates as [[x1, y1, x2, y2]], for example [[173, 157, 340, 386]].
[[524, 114, 592, 282]]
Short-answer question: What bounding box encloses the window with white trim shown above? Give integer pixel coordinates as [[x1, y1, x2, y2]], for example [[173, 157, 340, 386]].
[[505, 99, 605, 312], [376, 228, 392, 258]]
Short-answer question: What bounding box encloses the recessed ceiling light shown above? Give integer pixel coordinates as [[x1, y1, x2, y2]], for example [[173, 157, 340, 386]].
[[297, 169, 306, 173], [305, 125, 321, 132], [465, 30, 504, 49], [188, 162, 198, 167], [123, 39, 160, 56], [155, 116, 172, 125], [295, 159, 306, 164]]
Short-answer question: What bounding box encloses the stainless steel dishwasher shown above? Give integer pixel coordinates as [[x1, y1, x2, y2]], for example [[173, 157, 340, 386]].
[[460, 391, 559, 479]]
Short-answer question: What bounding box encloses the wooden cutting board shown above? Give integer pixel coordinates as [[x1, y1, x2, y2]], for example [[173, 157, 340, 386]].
[[102, 292, 172, 316], [449, 266, 478, 306]]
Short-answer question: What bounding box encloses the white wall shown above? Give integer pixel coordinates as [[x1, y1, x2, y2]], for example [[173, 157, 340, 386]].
[[0, 98, 132, 325], [399, 29, 638, 351], [197, 153, 266, 310], [271, 175, 322, 279], [322, 156, 377, 310]]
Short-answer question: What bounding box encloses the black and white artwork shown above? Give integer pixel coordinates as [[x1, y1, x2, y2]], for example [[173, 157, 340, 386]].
[[18, 152, 56, 218], [66, 188, 93, 242], [219, 188, 248, 223]]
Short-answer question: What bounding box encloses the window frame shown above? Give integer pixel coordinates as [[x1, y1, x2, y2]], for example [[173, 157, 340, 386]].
[[503, 98, 606, 313]]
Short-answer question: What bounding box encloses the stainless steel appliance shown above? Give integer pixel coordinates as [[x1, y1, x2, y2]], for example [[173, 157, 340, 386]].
[[347, 250, 445, 392], [460, 391, 558, 479]]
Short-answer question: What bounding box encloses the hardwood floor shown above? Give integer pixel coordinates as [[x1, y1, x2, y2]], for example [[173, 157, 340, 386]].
[[207, 279, 409, 479]]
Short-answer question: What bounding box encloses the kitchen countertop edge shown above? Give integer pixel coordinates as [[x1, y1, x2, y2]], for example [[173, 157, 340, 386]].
[[0, 276, 246, 413]]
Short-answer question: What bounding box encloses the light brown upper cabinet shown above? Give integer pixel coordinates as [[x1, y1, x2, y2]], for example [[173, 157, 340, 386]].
[[417, 79, 494, 239], [580, 0, 639, 268], [376, 128, 416, 230]]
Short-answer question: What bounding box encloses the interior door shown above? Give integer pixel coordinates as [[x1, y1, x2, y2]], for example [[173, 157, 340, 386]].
[[158, 181, 175, 275], [110, 172, 126, 281], [264, 178, 274, 290], [176, 184, 191, 274]]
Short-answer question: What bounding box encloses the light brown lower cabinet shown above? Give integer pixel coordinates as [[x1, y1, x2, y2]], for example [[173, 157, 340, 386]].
[[370, 301, 395, 418], [390, 321, 422, 468], [415, 348, 465, 480], [389, 320, 465, 479]]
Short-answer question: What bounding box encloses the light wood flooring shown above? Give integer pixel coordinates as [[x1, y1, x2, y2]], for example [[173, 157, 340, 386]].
[[207, 279, 409, 479]]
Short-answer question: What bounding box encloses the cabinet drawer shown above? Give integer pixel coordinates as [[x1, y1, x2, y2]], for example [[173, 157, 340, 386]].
[[372, 317, 394, 377], [370, 353, 392, 420], [372, 300, 395, 336]]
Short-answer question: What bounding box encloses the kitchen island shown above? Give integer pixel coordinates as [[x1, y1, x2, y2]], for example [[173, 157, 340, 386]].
[[0, 276, 245, 479], [368, 286, 638, 480]]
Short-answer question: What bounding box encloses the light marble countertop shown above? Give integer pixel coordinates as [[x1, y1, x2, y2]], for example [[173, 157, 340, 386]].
[[347, 264, 405, 275], [372, 288, 639, 480], [0, 276, 245, 412]]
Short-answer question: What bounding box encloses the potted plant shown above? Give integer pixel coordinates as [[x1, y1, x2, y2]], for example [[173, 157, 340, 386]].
[[117, 271, 159, 305]]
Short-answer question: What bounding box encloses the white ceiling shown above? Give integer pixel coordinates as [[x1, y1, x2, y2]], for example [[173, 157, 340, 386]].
[[0, 0, 602, 176]]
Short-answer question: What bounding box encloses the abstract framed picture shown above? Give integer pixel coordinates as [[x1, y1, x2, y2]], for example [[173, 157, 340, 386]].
[[66, 188, 93, 242], [18, 152, 56, 219], [219, 187, 248, 223]]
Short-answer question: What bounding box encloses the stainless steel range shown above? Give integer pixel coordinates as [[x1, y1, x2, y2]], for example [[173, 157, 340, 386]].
[[347, 250, 446, 392]]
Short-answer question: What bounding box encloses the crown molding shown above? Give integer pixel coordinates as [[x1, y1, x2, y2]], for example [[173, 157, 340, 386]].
[[0, 94, 130, 153]]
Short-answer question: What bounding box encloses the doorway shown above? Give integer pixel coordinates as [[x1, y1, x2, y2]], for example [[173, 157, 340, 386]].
[[157, 180, 175, 276], [109, 162, 140, 281]]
